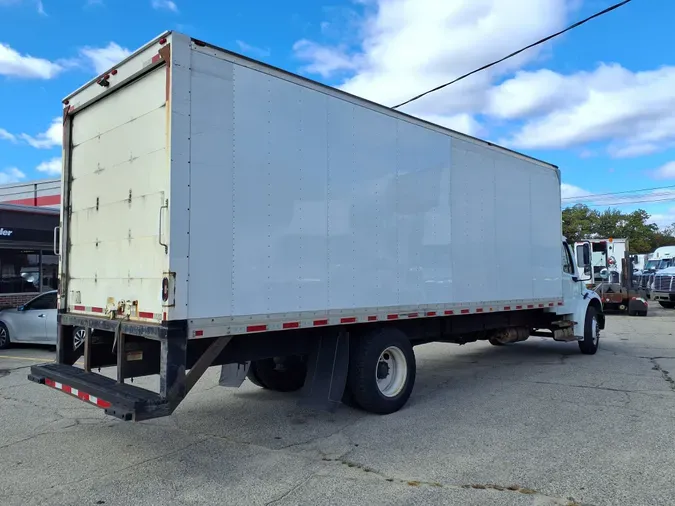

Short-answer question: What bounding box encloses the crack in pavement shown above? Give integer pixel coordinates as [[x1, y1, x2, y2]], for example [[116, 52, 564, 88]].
[[314, 457, 582, 505], [649, 358, 675, 391]]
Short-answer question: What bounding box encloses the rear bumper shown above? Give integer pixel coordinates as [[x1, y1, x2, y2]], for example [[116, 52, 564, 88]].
[[28, 362, 171, 421], [652, 292, 675, 303]]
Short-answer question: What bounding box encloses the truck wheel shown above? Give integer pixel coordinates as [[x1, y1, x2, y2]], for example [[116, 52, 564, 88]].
[[578, 306, 600, 355], [659, 302, 675, 309], [488, 337, 505, 346], [247, 356, 307, 392], [347, 328, 416, 414], [0, 323, 10, 350]]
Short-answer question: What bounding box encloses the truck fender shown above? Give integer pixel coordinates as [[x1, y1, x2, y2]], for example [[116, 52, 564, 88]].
[[572, 292, 604, 339]]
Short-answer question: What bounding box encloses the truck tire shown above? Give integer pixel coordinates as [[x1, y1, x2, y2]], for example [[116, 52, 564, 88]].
[[659, 302, 675, 309], [247, 356, 307, 392], [578, 306, 600, 355], [488, 337, 505, 346], [347, 328, 416, 414]]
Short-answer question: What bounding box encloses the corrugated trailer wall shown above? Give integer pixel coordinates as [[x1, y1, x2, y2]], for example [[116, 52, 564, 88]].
[[182, 40, 563, 321], [0, 179, 61, 208]]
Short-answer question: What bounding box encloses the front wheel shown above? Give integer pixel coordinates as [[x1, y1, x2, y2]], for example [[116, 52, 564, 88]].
[[347, 328, 416, 414], [579, 306, 600, 355], [73, 327, 87, 350], [0, 323, 10, 350]]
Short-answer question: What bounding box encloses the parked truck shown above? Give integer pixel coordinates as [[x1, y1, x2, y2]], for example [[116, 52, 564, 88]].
[[574, 238, 648, 316], [28, 31, 604, 421]]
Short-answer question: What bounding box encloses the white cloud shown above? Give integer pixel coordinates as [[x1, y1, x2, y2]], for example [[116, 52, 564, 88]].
[[151, 0, 177, 12], [79, 42, 131, 74], [651, 161, 675, 180], [0, 42, 63, 79], [36, 157, 61, 175], [0, 167, 26, 185], [294, 0, 570, 128], [498, 64, 675, 157], [561, 183, 591, 201], [0, 128, 16, 142], [19, 117, 61, 149], [235, 40, 271, 59]]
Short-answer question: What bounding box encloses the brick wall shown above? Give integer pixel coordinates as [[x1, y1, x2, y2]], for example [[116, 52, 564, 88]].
[[0, 293, 38, 309]]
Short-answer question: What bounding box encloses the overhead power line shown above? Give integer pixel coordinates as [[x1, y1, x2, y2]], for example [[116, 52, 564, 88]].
[[582, 196, 675, 207], [391, 0, 634, 110], [562, 184, 675, 202]]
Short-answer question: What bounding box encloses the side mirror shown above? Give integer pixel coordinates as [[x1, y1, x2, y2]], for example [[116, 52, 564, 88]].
[[575, 242, 592, 282]]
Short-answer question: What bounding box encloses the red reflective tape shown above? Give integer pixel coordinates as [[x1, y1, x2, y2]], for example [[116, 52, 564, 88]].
[[74, 305, 85, 311], [163, 312, 167, 321], [313, 319, 328, 326], [45, 378, 55, 387], [504, 306, 511, 310], [475, 308, 483, 313], [387, 314, 399, 320], [460, 309, 470, 314], [549, 303, 554, 307], [78, 391, 89, 401], [426, 311, 437, 317], [340, 317, 357, 324], [283, 321, 300, 329], [516, 305, 523, 310], [96, 398, 112, 408], [444, 310, 454, 315], [62, 384, 72, 394], [539, 304, 544, 308], [247, 324, 267, 332], [367, 316, 378, 321], [91, 307, 103, 313], [194, 330, 204, 337], [527, 305, 534, 309], [408, 312, 419, 318], [151, 53, 161, 63], [139, 311, 154, 319], [557, 301, 563, 306]]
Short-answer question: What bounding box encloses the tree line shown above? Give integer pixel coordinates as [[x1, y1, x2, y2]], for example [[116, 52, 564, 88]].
[[562, 204, 675, 254]]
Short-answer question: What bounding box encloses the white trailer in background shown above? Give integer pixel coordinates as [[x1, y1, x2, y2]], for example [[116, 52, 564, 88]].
[[29, 31, 604, 421]]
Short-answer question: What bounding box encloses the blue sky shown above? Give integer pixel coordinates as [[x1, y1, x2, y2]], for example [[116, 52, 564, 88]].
[[1, 0, 674, 228]]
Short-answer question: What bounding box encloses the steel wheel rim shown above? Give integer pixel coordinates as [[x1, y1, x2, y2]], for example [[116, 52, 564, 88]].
[[73, 328, 86, 349], [375, 346, 408, 398], [0, 327, 6, 346], [592, 317, 599, 345]]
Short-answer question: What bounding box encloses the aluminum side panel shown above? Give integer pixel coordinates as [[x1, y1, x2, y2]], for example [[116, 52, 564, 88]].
[[185, 49, 563, 320]]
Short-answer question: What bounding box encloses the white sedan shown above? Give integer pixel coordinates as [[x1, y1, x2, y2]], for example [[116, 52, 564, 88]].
[[0, 291, 86, 350]]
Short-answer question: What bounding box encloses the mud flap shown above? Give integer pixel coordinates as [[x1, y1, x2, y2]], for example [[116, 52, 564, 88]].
[[299, 330, 350, 412], [218, 362, 250, 387]]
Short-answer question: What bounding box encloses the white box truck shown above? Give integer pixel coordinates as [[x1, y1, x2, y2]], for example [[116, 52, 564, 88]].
[[28, 31, 604, 421]]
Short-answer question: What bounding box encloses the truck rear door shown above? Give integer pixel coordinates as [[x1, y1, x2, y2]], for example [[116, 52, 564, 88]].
[[62, 60, 171, 322]]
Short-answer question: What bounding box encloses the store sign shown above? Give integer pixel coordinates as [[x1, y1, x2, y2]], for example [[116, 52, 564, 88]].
[[0, 227, 53, 243]]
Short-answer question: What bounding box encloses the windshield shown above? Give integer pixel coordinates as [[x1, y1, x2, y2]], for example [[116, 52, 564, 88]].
[[644, 259, 674, 271]]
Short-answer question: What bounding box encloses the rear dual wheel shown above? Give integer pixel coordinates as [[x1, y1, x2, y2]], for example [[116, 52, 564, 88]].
[[246, 355, 307, 392], [345, 328, 416, 415]]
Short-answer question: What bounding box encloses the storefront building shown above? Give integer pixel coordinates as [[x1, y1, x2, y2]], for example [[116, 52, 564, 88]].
[[0, 203, 59, 308]]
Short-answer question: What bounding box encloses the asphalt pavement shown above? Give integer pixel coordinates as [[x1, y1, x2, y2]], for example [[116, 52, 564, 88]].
[[2, 305, 675, 506]]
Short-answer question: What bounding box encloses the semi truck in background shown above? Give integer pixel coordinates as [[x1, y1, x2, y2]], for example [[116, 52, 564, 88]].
[[574, 238, 648, 316], [636, 246, 675, 298], [29, 31, 605, 421]]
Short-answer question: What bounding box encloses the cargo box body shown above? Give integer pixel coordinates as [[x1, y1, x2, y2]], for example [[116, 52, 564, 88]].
[[59, 32, 563, 333]]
